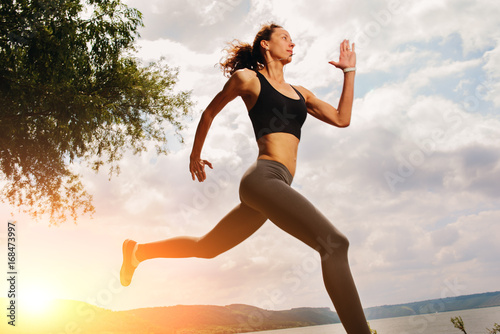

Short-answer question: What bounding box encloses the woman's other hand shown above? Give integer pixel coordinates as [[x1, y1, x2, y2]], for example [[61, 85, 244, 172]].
[[189, 156, 213, 182]]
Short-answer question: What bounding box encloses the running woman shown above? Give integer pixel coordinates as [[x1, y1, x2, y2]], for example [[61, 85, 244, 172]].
[[121, 23, 370, 334]]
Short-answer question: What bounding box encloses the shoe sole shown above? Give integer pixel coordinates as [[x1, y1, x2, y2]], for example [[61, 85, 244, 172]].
[[120, 239, 137, 287]]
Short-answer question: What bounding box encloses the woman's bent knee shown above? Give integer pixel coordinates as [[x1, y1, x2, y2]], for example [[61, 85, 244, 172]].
[[195, 237, 221, 259], [315, 232, 349, 260], [198, 251, 219, 259]]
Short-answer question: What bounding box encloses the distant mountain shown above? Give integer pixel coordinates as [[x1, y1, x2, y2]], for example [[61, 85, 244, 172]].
[[125, 304, 339, 333], [364, 291, 500, 320], [0, 299, 338, 334], [1, 291, 499, 333]]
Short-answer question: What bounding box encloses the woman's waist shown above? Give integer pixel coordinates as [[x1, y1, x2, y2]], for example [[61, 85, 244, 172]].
[[257, 155, 295, 178], [256, 133, 298, 176]]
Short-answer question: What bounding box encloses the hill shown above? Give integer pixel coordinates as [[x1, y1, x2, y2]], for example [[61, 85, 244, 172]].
[[0, 299, 338, 334], [364, 290, 500, 320], [1, 291, 499, 333], [125, 304, 339, 333]]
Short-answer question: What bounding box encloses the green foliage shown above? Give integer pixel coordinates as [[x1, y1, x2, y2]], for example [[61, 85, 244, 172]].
[[451, 316, 467, 334], [367, 321, 377, 334], [452, 316, 500, 334], [0, 0, 192, 223], [487, 323, 500, 334]]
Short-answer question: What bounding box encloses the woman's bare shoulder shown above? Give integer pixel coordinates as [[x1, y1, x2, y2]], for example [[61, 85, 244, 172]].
[[227, 69, 259, 94], [231, 68, 258, 81]]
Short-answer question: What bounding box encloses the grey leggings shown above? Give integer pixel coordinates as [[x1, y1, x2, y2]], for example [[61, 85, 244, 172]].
[[239, 159, 348, 256], [238, 159, 368, 333]]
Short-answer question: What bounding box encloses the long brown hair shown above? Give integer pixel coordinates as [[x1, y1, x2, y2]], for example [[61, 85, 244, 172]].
[[219, 23, 282, 77]]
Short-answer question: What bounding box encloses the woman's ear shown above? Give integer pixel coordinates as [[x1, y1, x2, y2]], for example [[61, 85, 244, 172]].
[[260, 39, 269, 51]]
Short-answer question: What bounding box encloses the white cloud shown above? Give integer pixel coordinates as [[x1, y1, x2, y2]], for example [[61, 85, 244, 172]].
[[482, 42, 500, 107], [404, 58, 483, 90]]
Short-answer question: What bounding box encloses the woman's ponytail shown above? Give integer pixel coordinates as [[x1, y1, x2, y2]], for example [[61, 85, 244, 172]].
[[219, 23, 282, 77], [219, 40, 259, 77]]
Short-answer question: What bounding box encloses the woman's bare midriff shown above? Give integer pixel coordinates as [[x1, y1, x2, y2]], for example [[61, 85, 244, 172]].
[[256, 133, 299, 177]]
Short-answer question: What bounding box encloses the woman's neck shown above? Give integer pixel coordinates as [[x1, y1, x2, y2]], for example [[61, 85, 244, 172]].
[[261, 61, 285, 83]]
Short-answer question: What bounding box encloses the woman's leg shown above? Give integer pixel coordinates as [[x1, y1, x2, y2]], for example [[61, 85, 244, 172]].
[[136, 203, 267, 260], [120, 203, 267, 286], [239, 161, 371, 334]]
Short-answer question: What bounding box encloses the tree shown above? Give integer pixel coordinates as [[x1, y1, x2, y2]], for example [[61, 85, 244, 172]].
[[0, 0, 192, 224]]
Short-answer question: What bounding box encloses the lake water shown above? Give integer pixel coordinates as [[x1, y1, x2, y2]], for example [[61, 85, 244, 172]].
[[243, 306, 500, 334]]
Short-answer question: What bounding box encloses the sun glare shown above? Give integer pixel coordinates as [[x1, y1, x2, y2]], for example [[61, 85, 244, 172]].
[[19, 286, 54, 314]]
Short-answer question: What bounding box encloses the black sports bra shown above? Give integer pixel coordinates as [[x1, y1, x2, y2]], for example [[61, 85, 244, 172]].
[[248, 71, 307, 140]]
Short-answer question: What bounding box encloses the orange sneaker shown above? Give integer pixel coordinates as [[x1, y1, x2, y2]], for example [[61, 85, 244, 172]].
[[120, 239, 138, 286]]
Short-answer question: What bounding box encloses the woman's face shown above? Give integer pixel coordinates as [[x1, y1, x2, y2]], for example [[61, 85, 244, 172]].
[[264, 28, 296, 63]]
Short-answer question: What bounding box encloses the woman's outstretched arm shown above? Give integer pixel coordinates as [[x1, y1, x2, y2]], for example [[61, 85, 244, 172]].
[[189, 70, 252, 182], [296, 39, 357, 128]]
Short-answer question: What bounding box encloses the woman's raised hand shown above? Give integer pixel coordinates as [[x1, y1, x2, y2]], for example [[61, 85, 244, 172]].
[[189, 156, 213, 182], [329, 39, 356, 70]]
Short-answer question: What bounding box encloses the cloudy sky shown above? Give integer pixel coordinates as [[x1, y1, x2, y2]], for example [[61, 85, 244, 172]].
[[1, 0, 500, 316]]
